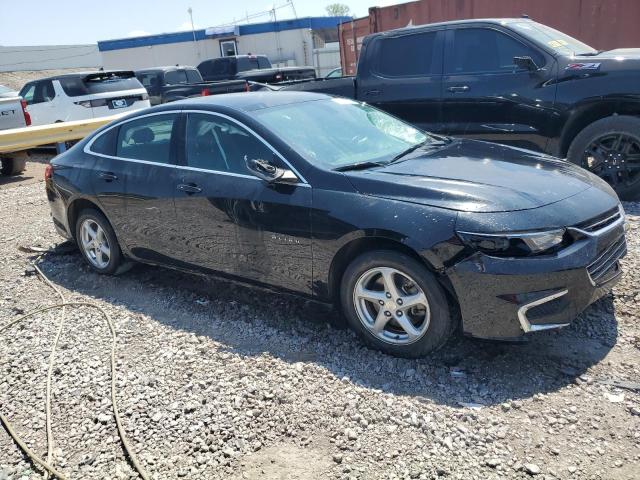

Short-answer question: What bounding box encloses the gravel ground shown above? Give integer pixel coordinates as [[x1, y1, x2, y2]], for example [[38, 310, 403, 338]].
[[0, 172, 639, 480]]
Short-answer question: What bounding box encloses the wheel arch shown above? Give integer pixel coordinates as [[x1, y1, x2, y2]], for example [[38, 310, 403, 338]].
[[559, 99, 640, 158], [66, 197, 110, 240], [327, 235, 459, 309]]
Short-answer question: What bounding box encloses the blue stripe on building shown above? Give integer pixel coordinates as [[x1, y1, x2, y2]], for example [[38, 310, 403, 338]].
[[97, 16, 351, 52]]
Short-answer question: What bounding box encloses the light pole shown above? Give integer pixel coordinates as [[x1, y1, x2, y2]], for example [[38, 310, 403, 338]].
[[188, 7, 200, 60]]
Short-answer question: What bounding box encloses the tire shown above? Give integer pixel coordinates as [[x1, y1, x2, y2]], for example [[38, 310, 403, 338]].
[[75, 208, 124, 275], [340, 250, 454, 358], [0, 155, 27, 176], [567, 115, 640, 200]]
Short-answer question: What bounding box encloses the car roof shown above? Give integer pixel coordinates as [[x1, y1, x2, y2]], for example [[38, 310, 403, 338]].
[[375, 17, 533, 36], [171, 91, 329, 112], [30, 70, 135, 81]]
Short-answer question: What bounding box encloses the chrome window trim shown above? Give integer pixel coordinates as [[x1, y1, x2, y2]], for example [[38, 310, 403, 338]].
[[84, 109, 310, 187]]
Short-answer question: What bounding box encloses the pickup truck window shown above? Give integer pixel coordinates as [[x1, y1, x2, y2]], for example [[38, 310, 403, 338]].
[[257, 57, 271, 69], [137, 73, 161, 89], [448, 28, 543, 74], [237, 57, 260, 72], [165, 70, 188, 85], [185, 69, 201, 83], [376, 32, 438, 77]]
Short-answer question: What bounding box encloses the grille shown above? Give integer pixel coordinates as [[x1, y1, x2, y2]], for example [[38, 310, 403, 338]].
[[587, 235, 627, 285], [575, 207, 621, 233]]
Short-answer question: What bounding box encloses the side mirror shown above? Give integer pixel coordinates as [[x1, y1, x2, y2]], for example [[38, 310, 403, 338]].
[[245, 156, 298, 184], [513, 56, 540, 71]]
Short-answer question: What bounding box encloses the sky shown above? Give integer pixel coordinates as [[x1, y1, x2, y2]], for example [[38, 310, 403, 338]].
[[0, 0, 399, 46]]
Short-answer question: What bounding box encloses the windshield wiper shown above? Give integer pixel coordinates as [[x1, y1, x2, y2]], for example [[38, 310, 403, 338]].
[[389, 138, 451, 164], [334, 161, 384, 172]]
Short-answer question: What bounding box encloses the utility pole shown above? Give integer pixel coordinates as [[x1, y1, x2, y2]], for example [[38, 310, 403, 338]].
[[188, 7, 201, 60]]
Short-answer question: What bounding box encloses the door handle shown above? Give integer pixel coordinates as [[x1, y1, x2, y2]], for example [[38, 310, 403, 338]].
[[99, 171, 118, 181], [177, 183, 202, 194], [365, 89, 381, 97], [448, 85, 470, 93]]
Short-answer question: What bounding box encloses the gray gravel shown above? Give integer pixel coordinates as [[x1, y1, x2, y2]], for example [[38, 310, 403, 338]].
[[1, 175, 639, 480]]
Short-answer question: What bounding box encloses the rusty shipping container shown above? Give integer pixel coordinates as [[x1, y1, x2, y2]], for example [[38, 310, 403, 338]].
[[339, 0, 640, 75]]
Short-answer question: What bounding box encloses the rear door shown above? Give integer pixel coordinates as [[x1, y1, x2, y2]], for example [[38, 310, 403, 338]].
[[172, 111, 313, 293], [357, 29, 444, 133], [441, 26, 556, 151], [20, 80, 57, 125], [88, 112, 181, 263]]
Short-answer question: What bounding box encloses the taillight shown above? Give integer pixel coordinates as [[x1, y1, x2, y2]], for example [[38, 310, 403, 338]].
[[21, 100, 31, 126], [244, 82, 250, 92], [201, 88, 210, 96], [44, 164, 54, 181]]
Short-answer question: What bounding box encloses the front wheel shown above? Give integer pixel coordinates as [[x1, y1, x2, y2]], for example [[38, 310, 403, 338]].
[[567, 115, 640, 200], [340, 250, 454, 358]]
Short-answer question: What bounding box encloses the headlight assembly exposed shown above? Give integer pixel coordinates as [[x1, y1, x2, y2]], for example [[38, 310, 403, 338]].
[[457, 229, 567, 256]]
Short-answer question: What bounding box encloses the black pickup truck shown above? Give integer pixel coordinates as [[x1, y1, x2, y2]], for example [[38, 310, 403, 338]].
[[134, 66, 247, 105], [197, 55, 316, 84], [283, 18, 640, 199]]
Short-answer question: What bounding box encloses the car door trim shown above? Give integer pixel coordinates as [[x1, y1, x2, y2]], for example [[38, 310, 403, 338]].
[[84, 109, 310, 187]]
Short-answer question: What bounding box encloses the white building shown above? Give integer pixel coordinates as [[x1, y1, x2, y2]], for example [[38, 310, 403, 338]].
[[98, 16, 349, 75]]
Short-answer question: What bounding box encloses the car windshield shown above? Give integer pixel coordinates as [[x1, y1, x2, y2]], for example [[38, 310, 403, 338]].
[[510, 22, 597, 56], [252, 98, 430, 169]]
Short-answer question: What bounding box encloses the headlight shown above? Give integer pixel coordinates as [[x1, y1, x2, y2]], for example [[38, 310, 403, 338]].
[[457, 229, 567, 256]]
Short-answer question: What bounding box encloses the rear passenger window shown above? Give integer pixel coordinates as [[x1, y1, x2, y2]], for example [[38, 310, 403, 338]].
[[448, 28, 543, 74], [377, 32, 438, 77], [185, 113, 273, 175], [185, 69, 201, 83], [116, 114, 176, 164], [164, 70, 188, 85]]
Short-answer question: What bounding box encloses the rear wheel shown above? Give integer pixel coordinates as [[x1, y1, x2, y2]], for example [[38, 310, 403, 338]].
[[340, 250, 454, 358], [75, 209, 124, 274], [567, 115, 640, 200]]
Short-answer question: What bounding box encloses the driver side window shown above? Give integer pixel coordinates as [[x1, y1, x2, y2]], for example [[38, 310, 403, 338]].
[[185, 113, 275, 175]]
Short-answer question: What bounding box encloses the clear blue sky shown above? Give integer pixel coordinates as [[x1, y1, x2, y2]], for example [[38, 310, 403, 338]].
[[0, 0, 398, 46]]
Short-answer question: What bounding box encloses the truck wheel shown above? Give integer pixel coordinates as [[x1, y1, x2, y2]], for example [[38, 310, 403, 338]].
[[340, 250, 454, 358], [567, 115, 640, 200], [0, 154, 27, 176]]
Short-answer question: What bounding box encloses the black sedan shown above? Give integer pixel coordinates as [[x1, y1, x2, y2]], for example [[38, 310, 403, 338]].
[[45, 92, 627, 358]]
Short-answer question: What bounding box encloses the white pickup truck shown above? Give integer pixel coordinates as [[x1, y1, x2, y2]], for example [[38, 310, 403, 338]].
[[0, 94, 31, 176]]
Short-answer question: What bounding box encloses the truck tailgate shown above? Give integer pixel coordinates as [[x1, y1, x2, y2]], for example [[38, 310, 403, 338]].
[[0, 97, 26, 131]]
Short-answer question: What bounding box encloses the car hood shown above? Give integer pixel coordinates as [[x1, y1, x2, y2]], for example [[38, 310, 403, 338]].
[[344, 139, 600, 213]]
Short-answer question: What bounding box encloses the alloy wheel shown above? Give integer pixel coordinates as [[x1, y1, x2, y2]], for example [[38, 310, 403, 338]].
[[80, 219, 111, 269], [353, 267, 431, 345], [583, 133, 640, 187]]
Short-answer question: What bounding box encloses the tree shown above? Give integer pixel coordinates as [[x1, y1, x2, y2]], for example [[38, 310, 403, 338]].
[[326, 3, 352, 17]]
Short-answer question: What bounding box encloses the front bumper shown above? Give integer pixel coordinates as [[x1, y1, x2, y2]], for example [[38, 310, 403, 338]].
[[447, 210, 627, 339]]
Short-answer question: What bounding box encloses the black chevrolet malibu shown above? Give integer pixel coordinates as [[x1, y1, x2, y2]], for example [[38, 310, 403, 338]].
[[45, 92, 627, 357]]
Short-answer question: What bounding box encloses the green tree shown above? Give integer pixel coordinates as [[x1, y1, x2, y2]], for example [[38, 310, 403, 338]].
[[325, 3, 352, 17]]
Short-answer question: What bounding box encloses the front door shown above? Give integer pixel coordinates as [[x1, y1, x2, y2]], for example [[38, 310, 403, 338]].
[[173, 111, 313, 294], [357, 29, 444, 133], [441, 26, 557, 152]]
